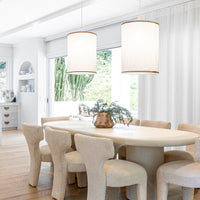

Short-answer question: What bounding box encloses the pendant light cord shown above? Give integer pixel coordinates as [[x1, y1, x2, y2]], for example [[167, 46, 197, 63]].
[[81, 0, 83, 29]]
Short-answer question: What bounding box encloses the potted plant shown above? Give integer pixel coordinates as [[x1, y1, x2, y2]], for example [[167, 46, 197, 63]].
[[84, 99, 133, 128]]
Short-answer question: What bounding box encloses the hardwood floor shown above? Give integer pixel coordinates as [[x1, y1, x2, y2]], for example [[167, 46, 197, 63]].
[[0, 130, 200, 200]]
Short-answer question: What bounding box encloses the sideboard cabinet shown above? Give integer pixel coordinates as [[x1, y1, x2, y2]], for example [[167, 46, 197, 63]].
[[0, 103, 18, 130]]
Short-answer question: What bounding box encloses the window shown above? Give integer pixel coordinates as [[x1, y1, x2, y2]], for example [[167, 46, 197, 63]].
[[0, 61, 7, 91], [49, 47, 138, 117]]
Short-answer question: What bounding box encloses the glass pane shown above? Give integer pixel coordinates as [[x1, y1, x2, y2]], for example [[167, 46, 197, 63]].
[[0, 61, 7, 90]]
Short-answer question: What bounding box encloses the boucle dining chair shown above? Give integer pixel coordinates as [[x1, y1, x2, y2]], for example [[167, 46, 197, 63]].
[[164, 123, 200, 163], [117, 118, 140, 160], [41, 116, 70, 127], [45, 127, 86, 200], [75, 134, 147, 200], [41, 116, 75, 150], [141, 120, 171, 129], [157, 137, 200, 200], [23, 123, 52, 187]]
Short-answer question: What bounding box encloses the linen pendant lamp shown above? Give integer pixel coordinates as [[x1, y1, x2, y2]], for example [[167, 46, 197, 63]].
[[67, 0, 97, 74], [121, 20, 159, 74], [67, 31, 97, 74]]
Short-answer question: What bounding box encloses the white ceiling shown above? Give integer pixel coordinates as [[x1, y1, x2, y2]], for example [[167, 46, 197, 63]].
[[0, 0, 192, 44]]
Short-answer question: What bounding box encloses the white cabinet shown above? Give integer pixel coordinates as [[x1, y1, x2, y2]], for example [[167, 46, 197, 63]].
[[0, 103, 18, 130]]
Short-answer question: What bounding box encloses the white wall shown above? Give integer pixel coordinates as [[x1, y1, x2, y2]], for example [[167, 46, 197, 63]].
[[13, 38, 47, 127]]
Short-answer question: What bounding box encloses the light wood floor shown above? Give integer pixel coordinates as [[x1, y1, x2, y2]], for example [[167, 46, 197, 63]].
[[0, 130, 200, 200]]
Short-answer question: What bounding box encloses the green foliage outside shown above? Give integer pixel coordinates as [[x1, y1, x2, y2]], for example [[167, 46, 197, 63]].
[[54, 50, 112, 103], [54, 58, 66, 101], [84, 50, 112, 104], [54, 50, 137, 114], [0, 62, 6, 69], [67, 74, 94, 101], [0, 61, 6, 90]]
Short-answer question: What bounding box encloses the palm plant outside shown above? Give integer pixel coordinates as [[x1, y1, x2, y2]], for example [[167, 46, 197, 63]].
[[54, 50, 112, 102]]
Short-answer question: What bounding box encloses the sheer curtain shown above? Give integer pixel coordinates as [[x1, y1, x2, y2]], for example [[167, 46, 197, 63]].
[[138, 0, 200, 129]]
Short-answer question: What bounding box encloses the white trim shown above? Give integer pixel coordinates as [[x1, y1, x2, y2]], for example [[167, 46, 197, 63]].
[[45, 0, 193, 42], [0, 0, 94, 39]]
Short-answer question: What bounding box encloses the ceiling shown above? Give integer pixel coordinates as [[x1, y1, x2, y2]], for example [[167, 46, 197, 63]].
[[0, 0, 191, 44]]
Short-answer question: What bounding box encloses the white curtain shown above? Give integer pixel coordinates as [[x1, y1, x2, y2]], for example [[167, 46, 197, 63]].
[[138, 0, 200, 129]]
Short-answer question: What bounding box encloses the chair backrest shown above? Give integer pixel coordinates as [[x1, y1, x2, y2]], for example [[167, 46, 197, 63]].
[[178, 123, 200, 135], [45, 127, 71, 162], [23, 123, 43, 160], [23, 123, 43, 148], [141, 120, 171, 129], [194, 138, 200, 162], [41, 116, 70, 126], [75, 134, 114, 200], [117, 118, 140, 126]]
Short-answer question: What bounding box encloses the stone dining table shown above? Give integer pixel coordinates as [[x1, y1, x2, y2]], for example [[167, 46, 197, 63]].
[[44, 120, 199, 200]]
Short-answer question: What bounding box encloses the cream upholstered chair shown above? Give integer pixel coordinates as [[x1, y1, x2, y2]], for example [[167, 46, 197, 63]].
[[41, 116, 70, 127], [45, 127, 86, 200], [41, 116, 76, 150], [164, 123, 200, 163], [141, 120, 171, 129], [117, 118, 140, 159], [117, 118, 140, 126], [157, 138, 200, 200], [75, 134, 147, 200], [23, 123, 52, 187]]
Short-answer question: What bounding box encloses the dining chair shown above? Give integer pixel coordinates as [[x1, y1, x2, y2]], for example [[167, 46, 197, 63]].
[[157, 137, 200, 200], [164, 123, 200, 163], [117, 118, 140, 159], [75, 133, 147, 200], [45, 127, 86, 200], [141, 120, 171, 129], [23, 123, 52, 187], [41, 116, 70, 127], [41, 116, 75, 150]]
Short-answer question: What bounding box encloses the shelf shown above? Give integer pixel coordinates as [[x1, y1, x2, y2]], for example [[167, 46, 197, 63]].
[[18, 73, 35, 80], [20, 92, 35, 94]]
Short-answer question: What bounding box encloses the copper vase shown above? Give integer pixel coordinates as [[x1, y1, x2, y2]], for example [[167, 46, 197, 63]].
[[94, 112, 114, 128]]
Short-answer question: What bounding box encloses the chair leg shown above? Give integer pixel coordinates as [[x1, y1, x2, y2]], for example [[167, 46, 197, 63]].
[[68, 172, 76, 184], [77, 172, 87, 187], [182, 187, 194, 200], [29, 158, 41, 187], [157, 178, 168, 200], [136, 182, 147, 200], [51, 162, 67, 200]]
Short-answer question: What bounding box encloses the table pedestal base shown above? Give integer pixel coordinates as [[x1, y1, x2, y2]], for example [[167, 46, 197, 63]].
[[126, 146, 164, 200]]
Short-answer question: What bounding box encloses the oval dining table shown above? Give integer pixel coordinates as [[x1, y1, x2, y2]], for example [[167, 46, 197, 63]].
[[44, 120, 199, 200]]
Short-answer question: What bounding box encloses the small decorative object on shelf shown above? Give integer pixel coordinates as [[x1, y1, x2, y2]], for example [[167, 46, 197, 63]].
[[84, 99, 133, 128], [2, 90, 14, 102]]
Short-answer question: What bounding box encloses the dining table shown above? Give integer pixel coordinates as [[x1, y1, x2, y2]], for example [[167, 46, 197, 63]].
[[44, 120, 199, 200]]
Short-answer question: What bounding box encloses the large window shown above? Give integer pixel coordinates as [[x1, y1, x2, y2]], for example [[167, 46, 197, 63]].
[[49, 47, 138, 117], [0, 61, 7, 91]]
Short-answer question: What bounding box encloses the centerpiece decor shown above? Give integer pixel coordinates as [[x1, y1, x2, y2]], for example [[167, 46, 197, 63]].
[[84, 99, 133, 128]]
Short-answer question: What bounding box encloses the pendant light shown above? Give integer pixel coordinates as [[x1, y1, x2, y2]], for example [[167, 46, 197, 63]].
[[121, 20, 159, 74], [67, 0, 97, 74], [121, 0, 159, 74]]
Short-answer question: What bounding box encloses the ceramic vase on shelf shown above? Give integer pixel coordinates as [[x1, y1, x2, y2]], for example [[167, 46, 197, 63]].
[[94, 112, 114, 128]]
